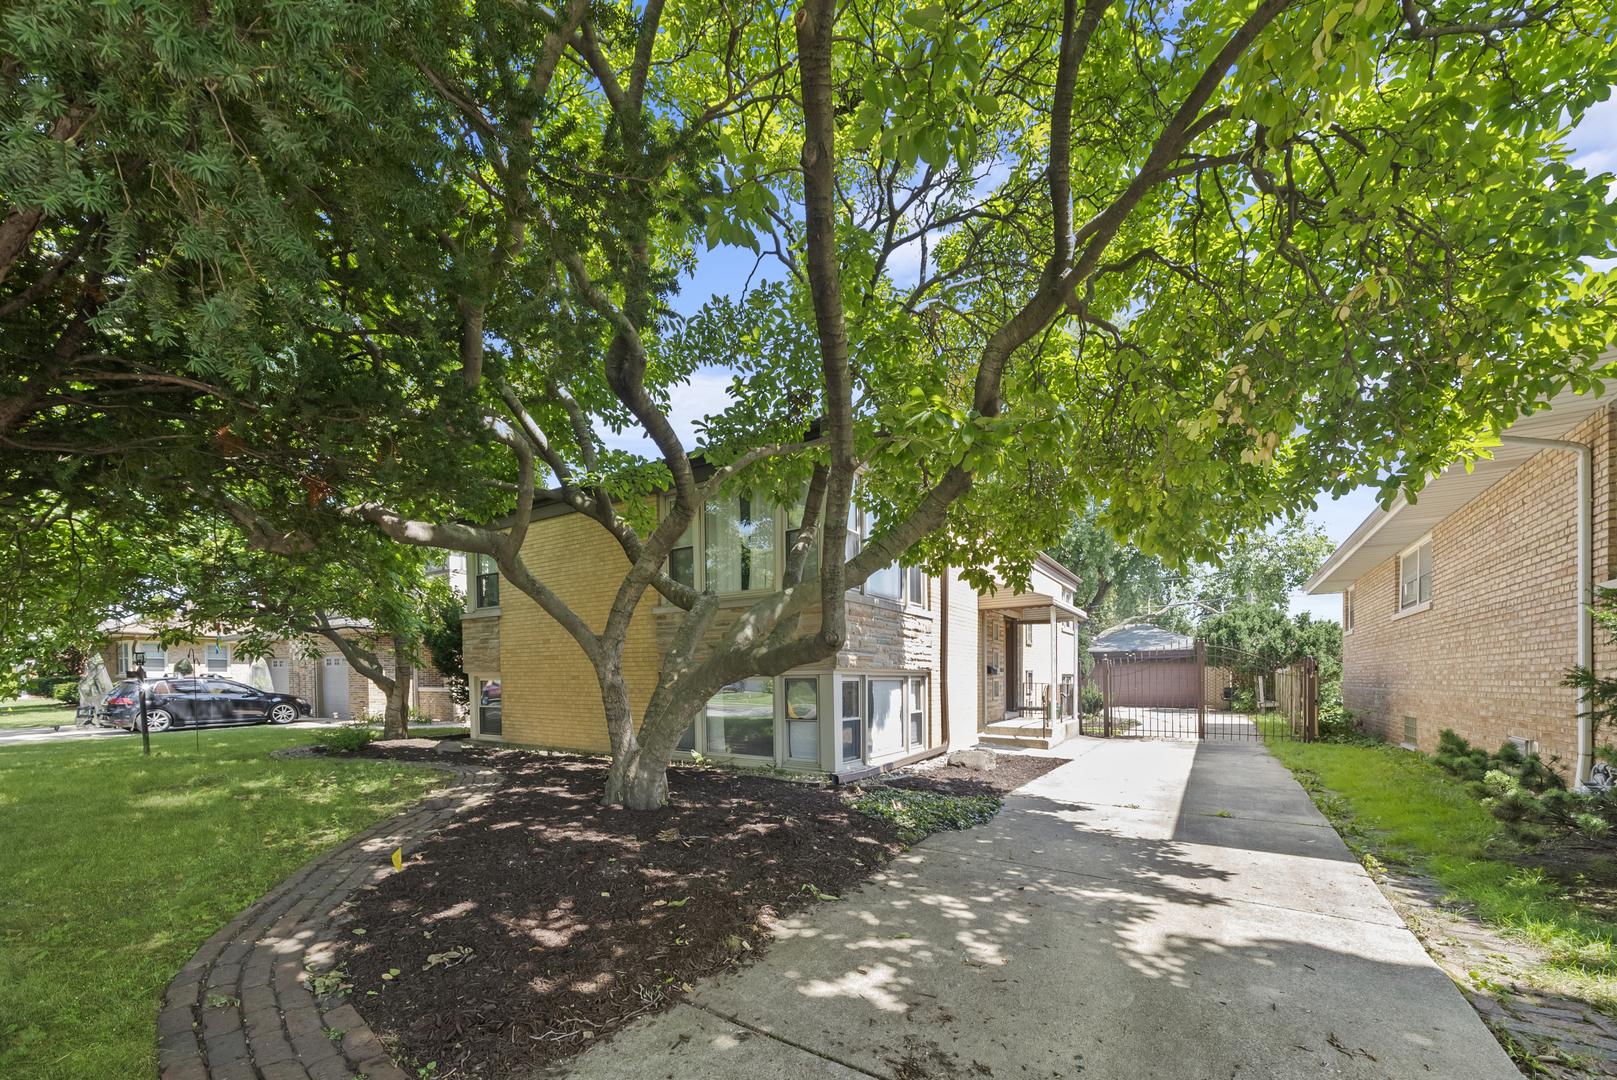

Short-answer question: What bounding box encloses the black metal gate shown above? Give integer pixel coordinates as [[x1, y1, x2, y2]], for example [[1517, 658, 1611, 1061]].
[[1083, 641, 1318, 741]]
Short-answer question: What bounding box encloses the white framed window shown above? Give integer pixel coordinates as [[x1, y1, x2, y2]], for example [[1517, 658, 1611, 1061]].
[[475, 677, 502, 737], [137, 641, 166, 671], [472, 554, 500, 610], [1024, 623, 1034, 647], [1398, 537, 1433, 613], [661, 490, 930, 608], [785, 677, 820, 762], [206, 644, 230, 671], [1344, 586, 1355, 634]]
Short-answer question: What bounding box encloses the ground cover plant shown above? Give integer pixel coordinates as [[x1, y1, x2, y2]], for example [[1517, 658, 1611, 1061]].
[[0, 699, 75, 730], [1266, 737, 1617, 1010], [846, 787, 1001, 842], [0, 727, 448, 1079], [335, 743, 907, 1076]]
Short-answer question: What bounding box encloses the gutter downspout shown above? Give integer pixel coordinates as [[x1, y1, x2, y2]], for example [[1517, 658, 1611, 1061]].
[[940, 571, 950, 749], [1501, 434, 1593, 786]]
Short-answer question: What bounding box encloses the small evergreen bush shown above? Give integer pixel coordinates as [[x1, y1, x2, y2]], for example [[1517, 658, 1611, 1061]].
[[1080, 684, 1103, 715], [52, 681, 79, 704], [1429, 729, 1613, 842]]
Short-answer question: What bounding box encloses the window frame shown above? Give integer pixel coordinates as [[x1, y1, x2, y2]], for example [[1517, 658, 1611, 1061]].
[[472, 675, 503, 740], [661, 492, 933, 608], [1394, 535, 1434, 619], [205, 644, 230, 672], [470, 554, 500, 611]]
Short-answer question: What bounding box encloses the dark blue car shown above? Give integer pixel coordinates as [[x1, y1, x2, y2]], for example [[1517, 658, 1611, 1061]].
[[102, 677, 311, 732]]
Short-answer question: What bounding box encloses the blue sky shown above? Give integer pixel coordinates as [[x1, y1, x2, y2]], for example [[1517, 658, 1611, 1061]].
[[617, 95, 1617, 624]]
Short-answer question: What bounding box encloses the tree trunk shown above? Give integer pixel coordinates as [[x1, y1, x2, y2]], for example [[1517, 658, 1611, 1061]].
[[602, 689, 704, 810], [383, 656, 412, 739]]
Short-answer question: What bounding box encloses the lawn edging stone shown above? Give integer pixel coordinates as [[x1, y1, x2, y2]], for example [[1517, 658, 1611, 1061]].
[[157, 757, 503, 1080]]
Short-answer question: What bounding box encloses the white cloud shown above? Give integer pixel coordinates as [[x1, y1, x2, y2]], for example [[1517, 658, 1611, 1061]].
[[597, 367, 739, 459]]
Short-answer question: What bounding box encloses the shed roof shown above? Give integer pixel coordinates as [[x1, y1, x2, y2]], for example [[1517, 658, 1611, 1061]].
[[1087, 625, 1195, 654]]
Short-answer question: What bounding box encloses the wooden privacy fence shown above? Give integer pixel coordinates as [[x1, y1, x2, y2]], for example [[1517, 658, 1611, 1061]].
[[1085, 643, 1319, 742]]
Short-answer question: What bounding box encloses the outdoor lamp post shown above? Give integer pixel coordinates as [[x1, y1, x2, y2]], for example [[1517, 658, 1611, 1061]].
[[129, 654, 151, 757]]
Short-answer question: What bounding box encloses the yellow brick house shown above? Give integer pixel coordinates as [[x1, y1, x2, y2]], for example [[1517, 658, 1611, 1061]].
[[462, 487, 1086, 780]]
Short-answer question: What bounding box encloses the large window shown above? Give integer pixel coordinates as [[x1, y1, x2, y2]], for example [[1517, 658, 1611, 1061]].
[[705, 679, 774, 757], [705, 492, 775, 593], [838, 673, 930, 765], [1399, 539, 1432, 611]]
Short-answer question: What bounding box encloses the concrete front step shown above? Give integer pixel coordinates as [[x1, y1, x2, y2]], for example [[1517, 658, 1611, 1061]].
[[979, 716, 1085, 750]]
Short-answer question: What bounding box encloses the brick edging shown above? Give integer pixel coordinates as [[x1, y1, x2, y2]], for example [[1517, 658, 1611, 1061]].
[[157, 758, 504, 1080]]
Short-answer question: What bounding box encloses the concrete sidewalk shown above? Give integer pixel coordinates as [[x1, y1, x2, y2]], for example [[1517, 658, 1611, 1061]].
[[554, 739, 1518, 1079]]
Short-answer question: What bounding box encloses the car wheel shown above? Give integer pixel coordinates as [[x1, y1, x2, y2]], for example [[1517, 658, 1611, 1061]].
[[145, 709, 174, 733], [269, 703, 298, 725]]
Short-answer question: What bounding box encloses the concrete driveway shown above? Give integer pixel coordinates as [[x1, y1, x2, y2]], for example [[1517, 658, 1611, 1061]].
[[554, 738, 1518, 1080]]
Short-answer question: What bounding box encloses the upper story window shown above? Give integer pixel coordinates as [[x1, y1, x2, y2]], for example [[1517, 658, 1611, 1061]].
[[1399, 539, 1432, 612], [473, 554, 500, 609], [705, 491, 776, 593], [662, 489, 928, 606]]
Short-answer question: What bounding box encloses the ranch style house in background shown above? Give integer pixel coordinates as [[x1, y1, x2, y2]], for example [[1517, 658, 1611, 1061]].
[[1306, 372, 1617, 786], [453, 483, 1088, 779]]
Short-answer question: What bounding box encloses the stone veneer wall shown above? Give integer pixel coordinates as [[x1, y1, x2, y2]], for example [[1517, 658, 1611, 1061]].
[[1342, 406, 1617, 766]]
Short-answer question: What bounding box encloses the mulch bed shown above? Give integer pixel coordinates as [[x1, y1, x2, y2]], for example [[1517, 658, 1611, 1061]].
[[882, 751, 1067, 798], [335, 745, 906, 1077]]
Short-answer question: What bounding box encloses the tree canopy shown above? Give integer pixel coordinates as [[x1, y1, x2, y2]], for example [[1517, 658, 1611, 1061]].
[[4, 0, 1616, 804]]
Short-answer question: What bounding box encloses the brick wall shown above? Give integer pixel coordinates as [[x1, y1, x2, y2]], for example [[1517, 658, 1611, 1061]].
[[498, 512, 660, 752], [1342, 406, 1617, 769]]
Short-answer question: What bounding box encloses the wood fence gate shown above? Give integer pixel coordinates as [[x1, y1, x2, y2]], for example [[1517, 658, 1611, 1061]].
[[1085, 642, 1318, 742]]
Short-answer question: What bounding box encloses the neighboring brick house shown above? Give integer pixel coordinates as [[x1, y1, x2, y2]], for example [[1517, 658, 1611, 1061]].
[[463, 487, 1085, 778], [1304, 384, 1617, 783]]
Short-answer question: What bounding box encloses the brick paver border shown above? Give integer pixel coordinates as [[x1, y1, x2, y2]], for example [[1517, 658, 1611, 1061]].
[[157, 757, 504, 1080]]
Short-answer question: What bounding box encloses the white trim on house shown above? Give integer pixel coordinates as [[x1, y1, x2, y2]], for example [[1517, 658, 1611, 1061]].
[[1305, 377, 1617, 594]]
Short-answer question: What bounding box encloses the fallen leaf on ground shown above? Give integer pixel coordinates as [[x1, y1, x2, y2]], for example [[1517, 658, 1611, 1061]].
[[657, 828, 680, 841], [666, 897, 690, 907], [423, 949, 472, 971]]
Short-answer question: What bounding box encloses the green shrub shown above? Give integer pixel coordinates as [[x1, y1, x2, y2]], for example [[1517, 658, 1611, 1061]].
[[322, 725, 378, 753], [1080, 684, 1103, 715], [1430, 729, 1600, 842], [847, 787, 1001, 842], [51, 681, 79, 705]]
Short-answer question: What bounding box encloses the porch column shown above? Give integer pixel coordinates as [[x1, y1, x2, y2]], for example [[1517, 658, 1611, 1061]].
[[1049, 604, 1057, 734]]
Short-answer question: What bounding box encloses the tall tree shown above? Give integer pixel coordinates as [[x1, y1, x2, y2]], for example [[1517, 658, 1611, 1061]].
[[6, 0, 1616, 811]]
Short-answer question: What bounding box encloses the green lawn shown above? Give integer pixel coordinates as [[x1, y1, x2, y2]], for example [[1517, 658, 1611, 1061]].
[[1267, 737, 1617, 1007], [0, 699, 78, 730], [0, 727, 450, 1078]]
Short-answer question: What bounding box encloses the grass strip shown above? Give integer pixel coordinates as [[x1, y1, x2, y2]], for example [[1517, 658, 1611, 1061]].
[[0, 726, 448, 1079], [1266, 737, 1617, 1008], [848, 786, 1001, 842], [0, 700, 79, 730]]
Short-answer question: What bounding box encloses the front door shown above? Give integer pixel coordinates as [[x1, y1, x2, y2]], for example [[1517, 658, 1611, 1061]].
[[321, 655, 351, 720], [1004, 619, 1020, 713]]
